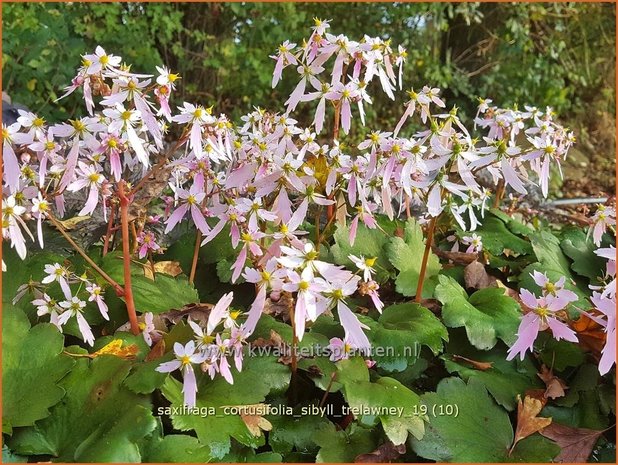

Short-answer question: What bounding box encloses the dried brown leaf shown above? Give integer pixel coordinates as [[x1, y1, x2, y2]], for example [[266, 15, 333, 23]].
[[537, 364, 569, 399], [451, 354, 494, 371], [143, 260, 183, 280], [464, 260, 497, 290], [539, 423, 604, 463], [355, 441, 406, 462], [510, 395, 552, 454]]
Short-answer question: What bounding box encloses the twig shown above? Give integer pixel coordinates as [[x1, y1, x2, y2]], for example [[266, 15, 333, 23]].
[[48, 214, 124, 296]]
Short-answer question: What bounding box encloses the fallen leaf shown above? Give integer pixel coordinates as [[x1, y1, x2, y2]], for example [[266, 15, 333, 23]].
[[58, 215, 91, 230], [510, 395, 552, 454], [304, 364, 324, 377], [145, 338, 166, 362], [231, 404, 273, 437], [355, 441, 406, 462], [93, 339, 139, 359], [451, 355, 494, 371], [160, 302, 213, 325], [463, 260, 497, 290], [525, 388, 548, 404], [432, 246, 479, 265], [539, 423, 605, 463], [571, 311, 606, 355], [143, 260, 183, 280], [537, 364, 568, 399]]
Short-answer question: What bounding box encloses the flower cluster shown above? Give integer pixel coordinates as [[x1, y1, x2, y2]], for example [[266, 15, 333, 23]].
[[14, 262, 109, 346], [156, 292, 248, 407], [5, 22, 611, 411]]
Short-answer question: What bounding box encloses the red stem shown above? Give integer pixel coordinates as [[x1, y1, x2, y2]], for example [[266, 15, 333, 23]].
[[118, 181, 140, 335], [415, 216, 437, 303]]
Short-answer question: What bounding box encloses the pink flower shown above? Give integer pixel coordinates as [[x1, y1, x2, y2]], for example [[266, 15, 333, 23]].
[[165, 172, 209, 234], [58, 296, 95, 347], [156, 341, 207, 407], [136, 230, 161, 259], [140, 312, 158, 347], [349, 255, 377, 282], [530, 271, 578, 303], [86, 283, 109, 320], [2, 195, 32, 260], [271, 41, 298, 88], [461, 233, 483, 254], [32, 293, 62, 329], [590, 205, 616, 247], [66, 162, 105, 216], [590, 292, 616, 375], [506, 289, 578, 361], [42, 263, 72, 300], [328, 337, 353, 362], [282, 268, 328, 339]]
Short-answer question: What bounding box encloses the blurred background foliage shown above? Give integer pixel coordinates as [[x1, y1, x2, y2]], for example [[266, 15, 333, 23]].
[[3, 2, 615, 193]]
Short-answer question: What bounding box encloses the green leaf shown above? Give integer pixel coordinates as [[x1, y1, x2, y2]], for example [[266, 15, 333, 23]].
[[509, 435, 561, 462], [140, 434, 212, 462], [473, 214, 533, 256], [560, 227, 605, 282], [386, 218, 441, 297], [268, 408, 329, 455], [8, 356, 156, 462], [2, 246, 65, 311], [435, 275, 520, 350], [358, 303, 448, 371], [411, 377, 557, 462], [337, 360, 425, 444], [314, 423, 378, 462], [99, 252, 199, 314], [2, 305, 74, 432], [443, 351, 542, 411], [160, 355, 291, 459], [330, 221, 392, 282]]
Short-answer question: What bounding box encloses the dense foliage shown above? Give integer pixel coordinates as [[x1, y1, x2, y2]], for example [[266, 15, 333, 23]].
[[2, 7, 616, 464]]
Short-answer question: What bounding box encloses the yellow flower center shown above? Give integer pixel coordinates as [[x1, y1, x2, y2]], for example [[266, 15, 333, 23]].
[[33, 117, 45, 127], [230, 310, 242, 320], [108, 139, 118, 148], [72, 120, 86, 132], [187, 194, 196, 205], [99, 54, 110, 65], [535, 306, 549, 318], [45, 141, 55, 151], [168, 73, 180, 83], [365, 257, 377, 267], [180, 355, 192, 365], [88, 173, 101, 183], [121, 110, 132, 121], [299, 281, 310, 291], [193, 108, 203, 119]]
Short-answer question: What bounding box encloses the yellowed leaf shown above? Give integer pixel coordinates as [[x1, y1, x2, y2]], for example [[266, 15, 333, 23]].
[[93, 339, 139, 360], [510, 395, 552, 454], [58, 215, 91, 230], [143, 260, 183, 280]]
